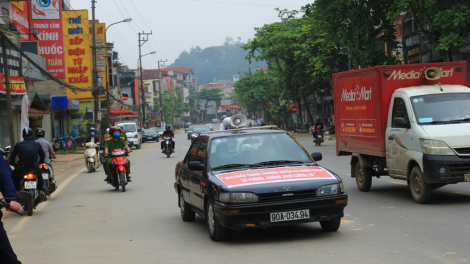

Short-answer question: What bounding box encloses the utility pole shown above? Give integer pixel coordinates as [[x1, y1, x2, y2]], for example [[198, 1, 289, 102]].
[[195, 78, 199, 125], [91, 0, 100, 131], [158, 59, 166, 128], [138, 31, 152, 128], [2, 37, 15, 145]]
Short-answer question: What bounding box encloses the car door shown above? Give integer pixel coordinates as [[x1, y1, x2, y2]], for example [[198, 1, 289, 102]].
[[190, 138, 207, 210], [182, 139, 201, 203], [386, 96, 413, 179]]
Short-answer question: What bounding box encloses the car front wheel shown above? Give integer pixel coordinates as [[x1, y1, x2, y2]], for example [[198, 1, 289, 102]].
[[320, 218, 341, 232], [206, 200, 227, 241]]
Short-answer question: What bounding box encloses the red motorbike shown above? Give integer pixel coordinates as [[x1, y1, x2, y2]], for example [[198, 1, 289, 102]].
[[109, 149, 131, 192]]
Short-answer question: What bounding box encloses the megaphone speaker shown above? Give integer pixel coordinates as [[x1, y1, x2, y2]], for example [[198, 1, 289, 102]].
[[223, 115, 248, 129], [424, 68, 442, 80]]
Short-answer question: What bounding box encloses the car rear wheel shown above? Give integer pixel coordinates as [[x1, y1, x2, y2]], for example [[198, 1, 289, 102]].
[[355, 161, 372, 192], [179, 190, 195, 222], [409, 166, 432, 204], [320, 218, 341, 232], [206, 200, 227, 241]]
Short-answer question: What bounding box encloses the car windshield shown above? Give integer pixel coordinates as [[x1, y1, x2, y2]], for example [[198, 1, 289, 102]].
[[121, 124, 136, 132], [209, 133, 311, 169], [144, 129, 154, 134], [194, 127, 211, 133], [411, 93, 470, 124]]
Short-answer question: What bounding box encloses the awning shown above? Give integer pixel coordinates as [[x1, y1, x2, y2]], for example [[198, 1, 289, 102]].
[[109, 107, 139, 117], [221, 105, 239, 110]]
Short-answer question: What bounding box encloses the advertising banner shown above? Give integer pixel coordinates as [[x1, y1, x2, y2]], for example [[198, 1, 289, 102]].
[[63, 10, 93, 101], [0, 75, 26, 95], [89, 22, 107, 100], [11, 2, 30, 42], [30, 0, 66, 79], [216, 167, 336, 188]]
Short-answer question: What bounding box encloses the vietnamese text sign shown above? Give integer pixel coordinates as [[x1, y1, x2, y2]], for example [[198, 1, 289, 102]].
[[63, 10, 93, 100], [216, 167, 336, 188], [0, 75, 26, 95]]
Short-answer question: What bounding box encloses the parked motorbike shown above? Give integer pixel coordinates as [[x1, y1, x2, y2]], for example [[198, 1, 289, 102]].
[[39, 163, 56, 201], [62, 135, 74, 150], [313, 125, 325, 146], [0, 144, 11, 159], [163, 136, 173, 158], [327, 125, 335, 135], [84, 142, 101, 173], [53, 135, 74, 151], [108, 149, 131, 192]]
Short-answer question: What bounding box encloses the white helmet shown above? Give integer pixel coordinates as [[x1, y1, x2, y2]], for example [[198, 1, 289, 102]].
[[106, 128, 110, 133]]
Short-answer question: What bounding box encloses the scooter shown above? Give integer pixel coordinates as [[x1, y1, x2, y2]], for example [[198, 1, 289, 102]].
[[17, 169, 41, 216], [108, 149, 131, 192], [39, 163, 56, 201], [313, 125, 324, 146], [163, 136, 173, 158], [0, 191, 33, 217], [84, 142, 101, 173], [0, 144, 11, 159]]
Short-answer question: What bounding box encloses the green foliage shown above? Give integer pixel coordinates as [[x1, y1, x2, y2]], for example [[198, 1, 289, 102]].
[[303, 0, 401, 69], [198, 88, 224, 121], [168, 37, 267, 82], [393, 0, 470, 61], [154, 91, 190, 124]]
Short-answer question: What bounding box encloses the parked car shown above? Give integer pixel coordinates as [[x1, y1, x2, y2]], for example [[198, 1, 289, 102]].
[[211, 119, 221, 123], [142, 129, 158, 142], [153, 128, 164, 138], [174, 125, 348, 241], [189, 126, 212, 142], [184, 122, 192, 133], [205, 123, 213, 131], [187, 125, 196, 140]]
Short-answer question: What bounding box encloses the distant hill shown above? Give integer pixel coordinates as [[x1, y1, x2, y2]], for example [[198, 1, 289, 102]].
[[167, 37, 267, 83]]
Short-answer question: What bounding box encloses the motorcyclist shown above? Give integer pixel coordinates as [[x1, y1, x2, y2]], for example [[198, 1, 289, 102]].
[[161, 125, 175, 153], [0, 154, 22, 263], [313, 117, 324, 139], [103, 128, 111, 141], [104, 127, 132, 183], [119, 126, 128, 141], [83, 127, 100, 145], [35, 128, 57, 182], [9, 128, 45, 204]]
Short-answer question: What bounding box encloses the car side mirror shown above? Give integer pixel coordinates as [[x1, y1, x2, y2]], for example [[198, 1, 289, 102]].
[[188, 161, 204, 171], [394, 117, 410, 128], [16, 191, 32, 203], [311, 152, 322, 162]]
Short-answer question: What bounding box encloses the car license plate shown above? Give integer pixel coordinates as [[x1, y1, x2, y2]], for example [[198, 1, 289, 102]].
[[24, 181, 37, 189], [42, 173, 49, 180], [465, 174, 470, 182], [270, 210, 310, 222]]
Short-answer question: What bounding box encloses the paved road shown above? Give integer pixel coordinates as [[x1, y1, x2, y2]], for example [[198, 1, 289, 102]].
[[3, 131, 470, 263]]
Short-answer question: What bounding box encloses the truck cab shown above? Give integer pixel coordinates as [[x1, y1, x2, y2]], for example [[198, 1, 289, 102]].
[[117, 122, 142, 149]]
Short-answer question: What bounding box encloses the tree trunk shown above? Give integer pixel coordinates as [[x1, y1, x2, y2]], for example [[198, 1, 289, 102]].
[[445, 49, 453, 62], [312, 93, 327, 127], [297, 99, 302, 125]]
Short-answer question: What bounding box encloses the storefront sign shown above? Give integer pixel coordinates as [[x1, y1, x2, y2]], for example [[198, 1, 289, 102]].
[[30, 0, 65, 79], [63, 10, 93, 100], [0, 42, 22, 77], [10, 2, 30, 42], [393, 18, 404, 39], [0, 75, 26, 95], [90, 23, 107, 97]]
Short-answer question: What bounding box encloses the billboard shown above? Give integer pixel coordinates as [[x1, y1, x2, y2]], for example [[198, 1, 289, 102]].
[[30, 0, 66, 79], [63, 10, 93, 101], [89, 22, 107, 101], [10, 2, 30, 42]]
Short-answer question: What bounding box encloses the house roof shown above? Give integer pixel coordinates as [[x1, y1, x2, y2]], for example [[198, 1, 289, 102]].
[[164, 67, 194, 74]]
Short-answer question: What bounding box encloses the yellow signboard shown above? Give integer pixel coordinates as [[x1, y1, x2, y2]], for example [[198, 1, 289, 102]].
[[63, 10, 93, 101], [90, 22, 107, 101]]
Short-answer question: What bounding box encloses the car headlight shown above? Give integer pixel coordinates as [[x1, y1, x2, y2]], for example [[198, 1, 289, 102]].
[[218, 192, 259, 203], [420, 139, 455, 155], [316, 184, 339, 196]]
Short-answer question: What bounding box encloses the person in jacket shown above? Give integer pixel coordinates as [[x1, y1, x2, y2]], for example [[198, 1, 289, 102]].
[[9, 128, 45, 204], [0, 154, 22, 264], [161, 125, 175, 153], [104, 127, 132, 183], [35, 128, 57, 181]]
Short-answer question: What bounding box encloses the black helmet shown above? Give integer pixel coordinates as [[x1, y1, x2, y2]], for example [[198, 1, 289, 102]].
[[89, 127, 96, 133], [36, 128, 45, 138], [22, 127, 34, 139], [166, 125, 171, 130]]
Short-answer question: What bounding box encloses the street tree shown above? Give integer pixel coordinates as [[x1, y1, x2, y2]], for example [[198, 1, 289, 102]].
[[392, 0, 470, 62], [198, 88, 224, 121]]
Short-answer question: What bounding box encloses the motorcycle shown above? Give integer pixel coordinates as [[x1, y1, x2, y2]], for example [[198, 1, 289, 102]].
[[62, 135, 74, 150], [84, 142, 101, 173], [17, 168, 41, 216], [39, 163, 57, 201], [163, 136, 173, 158], [0, 144, 11, 159], [0, 191, 33, 217], [313, 125, 325, 146], [327, 125, 335, 135], [53, 135, 74, 151], [108, 149, 131, 192]]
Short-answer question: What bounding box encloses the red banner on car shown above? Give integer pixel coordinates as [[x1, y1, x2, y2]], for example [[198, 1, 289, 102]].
[[216, 167, 336, 188]]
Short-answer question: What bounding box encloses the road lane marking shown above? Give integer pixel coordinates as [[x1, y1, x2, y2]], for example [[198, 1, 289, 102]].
[[389, 181, 408, 186], [9, 167, 86, 234], [453, 192, 470, 196]]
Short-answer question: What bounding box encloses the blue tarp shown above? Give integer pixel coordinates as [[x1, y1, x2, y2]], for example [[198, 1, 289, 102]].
[[51, 96, 68, 110]]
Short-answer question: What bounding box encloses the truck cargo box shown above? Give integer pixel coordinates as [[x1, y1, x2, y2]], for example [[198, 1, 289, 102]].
[[333, 62, 467, 157]]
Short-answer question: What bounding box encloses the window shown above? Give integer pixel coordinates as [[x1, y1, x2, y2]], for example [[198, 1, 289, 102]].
[[186, 139, 201, 164], [196, 139, 207, 165], [392, 98, 409, 127]]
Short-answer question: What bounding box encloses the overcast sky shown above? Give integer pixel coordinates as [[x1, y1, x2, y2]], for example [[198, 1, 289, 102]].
[[71, 0, 310, 70]]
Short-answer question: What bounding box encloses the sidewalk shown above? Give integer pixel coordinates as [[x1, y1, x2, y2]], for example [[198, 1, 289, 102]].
[[52, 154, 83, 181]]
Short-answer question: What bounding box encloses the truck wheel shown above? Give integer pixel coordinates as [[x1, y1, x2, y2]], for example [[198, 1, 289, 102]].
[[136, 144, 141, 149], [320, 218, 341, 232], [355, 162, 372, 192], [409, 166, 432, 204]]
